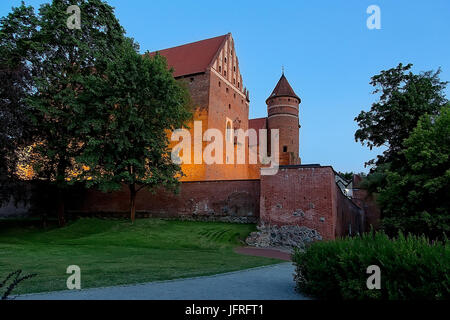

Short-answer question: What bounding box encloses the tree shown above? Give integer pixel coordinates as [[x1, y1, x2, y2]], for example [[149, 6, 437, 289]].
[[0, 2, 37, 206], [337, 172, 355, 181], [355, 63, 449, 237], [355, 63, 448, 168], [79, 41, 192, 222], [25, 0, 126, 226], [379, 105, 450, 239]]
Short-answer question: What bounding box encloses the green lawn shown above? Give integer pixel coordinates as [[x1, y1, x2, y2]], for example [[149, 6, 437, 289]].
[[0, 218, 281, 295]]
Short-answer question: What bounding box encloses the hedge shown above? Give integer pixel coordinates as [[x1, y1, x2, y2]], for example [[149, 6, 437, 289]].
[[292, 232, 449, 300]]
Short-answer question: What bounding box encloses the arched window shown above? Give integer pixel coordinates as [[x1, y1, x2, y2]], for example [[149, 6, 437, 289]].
[[226, 119, 233, 142]]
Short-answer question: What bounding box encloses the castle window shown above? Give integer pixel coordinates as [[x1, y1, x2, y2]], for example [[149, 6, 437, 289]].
[[234, 66, 236, 72], [219, 66, 221, 73], [233, 78, 235, 84], [224, 57, 227, 63], [234, 93, 236, 99], [219, 81, 221, 87], [229, 104, 231, 109], [238, 82, 240, 88], [226, 119, 233, 142], [226, 87, 229, 93], [283, 146, 288, 152], [224, 70, 227, 77]]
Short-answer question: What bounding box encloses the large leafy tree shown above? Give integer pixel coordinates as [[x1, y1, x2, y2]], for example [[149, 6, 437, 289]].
[[80, 41, 192, 222], [355, 63, 449, 238], [355, 63, 448, 167], [0, 2, 37, 206], [26, 0, 126, 225], [379, 105, 450, 239]]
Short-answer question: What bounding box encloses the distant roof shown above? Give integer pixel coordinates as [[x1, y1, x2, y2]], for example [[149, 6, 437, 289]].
[[148, 34, 228, 78], [267, 74, 300, 102]]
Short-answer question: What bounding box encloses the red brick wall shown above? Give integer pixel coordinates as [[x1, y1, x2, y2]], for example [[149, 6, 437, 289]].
[[334, 183, 364, 237], [69, 180, 260, 221], [260, 166, 336, 240], [259, 165, 365, 240], [172, 73, 210, 182], [206, 70, 251, 180], [170, 34, 253, 182]]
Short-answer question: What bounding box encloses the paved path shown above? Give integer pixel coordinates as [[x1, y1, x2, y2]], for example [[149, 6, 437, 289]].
[[18, 263, 307, 300]]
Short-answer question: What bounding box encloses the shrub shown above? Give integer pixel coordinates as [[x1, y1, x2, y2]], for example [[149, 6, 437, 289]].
[[292, 232, 449, 300], [1, 270, 37, 300]]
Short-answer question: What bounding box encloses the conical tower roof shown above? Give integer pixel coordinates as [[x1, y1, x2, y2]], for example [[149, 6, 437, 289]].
[[266, 73, 300, 103]]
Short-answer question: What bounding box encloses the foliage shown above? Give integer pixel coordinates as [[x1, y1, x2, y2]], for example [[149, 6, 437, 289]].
[[378, 105, 450, 239], [1, 1, 192, 224], [292, 231, 450, 300], [0, 270, 37, 300], [0, 2, 37, 206], [79, 41, 192, 222], [0, 218, 279, 294], [355, 63, 448, 167], [355, 63, 449, 238], [27, 0, 127, 225], [337, 172, 354, 181], [0, 0, 128, 225]]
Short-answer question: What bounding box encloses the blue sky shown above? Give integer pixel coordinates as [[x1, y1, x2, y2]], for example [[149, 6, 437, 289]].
[[2, 0, 449, 173]]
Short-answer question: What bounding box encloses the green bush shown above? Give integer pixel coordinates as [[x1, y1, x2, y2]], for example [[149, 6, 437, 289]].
[[292, 232, 450, 300]]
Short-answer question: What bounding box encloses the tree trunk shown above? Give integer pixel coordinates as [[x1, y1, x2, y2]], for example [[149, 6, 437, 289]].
[[57, 190, 66, 227], [56, 161, 67, 227], [129, 183, 136, 223]]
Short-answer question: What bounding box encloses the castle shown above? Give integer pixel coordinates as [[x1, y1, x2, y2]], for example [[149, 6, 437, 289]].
[[149, 33, 302, 181], [3, 33, 379, 241]]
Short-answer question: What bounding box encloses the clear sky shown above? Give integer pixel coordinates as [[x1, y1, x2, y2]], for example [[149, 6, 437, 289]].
[[2, 0, 449, 173]]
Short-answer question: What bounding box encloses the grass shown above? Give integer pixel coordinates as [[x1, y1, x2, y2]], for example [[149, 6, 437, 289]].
[[0, 218, 281, 295]]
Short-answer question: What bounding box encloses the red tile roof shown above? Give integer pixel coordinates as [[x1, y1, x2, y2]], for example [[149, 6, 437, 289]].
[[148, 34, 228, 78], [267, 74, 300, 102]]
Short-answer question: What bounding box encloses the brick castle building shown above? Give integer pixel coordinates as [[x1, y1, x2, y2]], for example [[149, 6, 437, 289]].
[[6, 33, 378, 241], [149, 33, 302, 181]]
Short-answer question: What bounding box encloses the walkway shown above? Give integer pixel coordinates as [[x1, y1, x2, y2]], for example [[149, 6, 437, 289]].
[[18, 263, 307, 300]]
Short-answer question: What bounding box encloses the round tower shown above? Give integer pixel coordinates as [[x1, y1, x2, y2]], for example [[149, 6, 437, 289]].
[[266, 73, 301, 165]]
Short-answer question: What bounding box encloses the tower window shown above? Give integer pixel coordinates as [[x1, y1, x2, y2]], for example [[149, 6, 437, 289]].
[[224, 57, 227, 63], [224, 70, 227, 77], [229, 104, 231, 109], [219, 66, 221, 72], [226, 88, 229, 93], [283, 146, 288, 152], [218, 81, 221, 87]]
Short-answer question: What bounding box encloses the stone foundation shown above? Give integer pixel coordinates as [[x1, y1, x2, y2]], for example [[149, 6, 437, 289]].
[[245, 223, 322, 249]]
